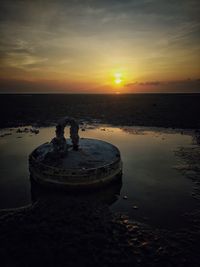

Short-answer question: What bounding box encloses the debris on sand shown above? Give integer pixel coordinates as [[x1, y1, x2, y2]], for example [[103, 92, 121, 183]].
[[30, 128, 39, 134], [16, 127, 29, 133], [16, 127, 39, 135], [0, 132, 12, 137]]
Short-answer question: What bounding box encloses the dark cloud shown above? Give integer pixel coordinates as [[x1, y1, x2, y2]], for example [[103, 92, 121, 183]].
[[129, 81, 161, 86], [0, 78, 95, 93], [0, 78, 199, 94], [126, 79, 200, 93]]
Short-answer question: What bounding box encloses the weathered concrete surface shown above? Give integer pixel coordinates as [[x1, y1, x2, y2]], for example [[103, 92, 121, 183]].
[[29, 138, 122, 188], [32, 138, 120, 168]]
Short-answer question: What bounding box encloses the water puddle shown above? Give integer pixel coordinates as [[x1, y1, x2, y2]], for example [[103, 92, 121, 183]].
[[0, 125, 198, 229]]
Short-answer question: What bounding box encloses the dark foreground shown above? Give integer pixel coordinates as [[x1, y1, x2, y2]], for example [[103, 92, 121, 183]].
[[0, 132, 200, 267], [0, 182, 200, 267], [0, 93, 200, 128], [0, 94, 200, 266]]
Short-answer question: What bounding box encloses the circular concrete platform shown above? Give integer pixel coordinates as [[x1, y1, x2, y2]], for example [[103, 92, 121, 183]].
[[29, 138, 122, 189]]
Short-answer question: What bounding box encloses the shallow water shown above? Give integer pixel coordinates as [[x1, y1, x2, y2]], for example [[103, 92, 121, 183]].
[[0, 125, 197, 229]]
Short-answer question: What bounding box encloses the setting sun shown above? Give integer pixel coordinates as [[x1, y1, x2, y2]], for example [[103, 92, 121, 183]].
[[115, 78, 122, 84], [114, 73, 123, 85]]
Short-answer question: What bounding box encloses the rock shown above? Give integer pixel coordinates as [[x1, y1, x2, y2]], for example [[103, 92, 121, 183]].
[[30, 128, 39, 134]]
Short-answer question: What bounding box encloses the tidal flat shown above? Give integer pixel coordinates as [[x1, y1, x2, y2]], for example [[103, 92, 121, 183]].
[[0, 93, 200, 129], [0, 94, 200, 266], [0, 123, 200, 267]]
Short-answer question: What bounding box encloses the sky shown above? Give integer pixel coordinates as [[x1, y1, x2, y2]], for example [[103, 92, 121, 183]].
[[0, 0, 200, 93]]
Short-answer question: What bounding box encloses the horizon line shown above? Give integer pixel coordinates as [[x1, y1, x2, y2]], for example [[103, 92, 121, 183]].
[[1, 92, 200, 95]]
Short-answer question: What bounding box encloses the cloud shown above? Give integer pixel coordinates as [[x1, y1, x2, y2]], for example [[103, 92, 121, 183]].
[[128, 81, 161, 86], [0, 78, 97, 93], [0, 0, 199, 92], [0, 78, 199, 94], [125, 79, 200, 93]]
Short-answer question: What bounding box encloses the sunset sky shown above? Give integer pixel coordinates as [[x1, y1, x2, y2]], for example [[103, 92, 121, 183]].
[[0, 0, 200, 93]]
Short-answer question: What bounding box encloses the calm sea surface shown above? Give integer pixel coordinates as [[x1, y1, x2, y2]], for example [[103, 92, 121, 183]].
[[0, 125, 197, 229]]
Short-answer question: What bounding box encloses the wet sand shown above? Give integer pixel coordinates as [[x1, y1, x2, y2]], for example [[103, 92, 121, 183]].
[[0, 93, 200, 129], [0, 94, 200, 266], [0, 129, 199, 266], [0, 184, 200, 267]]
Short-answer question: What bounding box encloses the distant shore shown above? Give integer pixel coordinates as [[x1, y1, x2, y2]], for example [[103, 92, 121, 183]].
[[0, 93, 200, 129]]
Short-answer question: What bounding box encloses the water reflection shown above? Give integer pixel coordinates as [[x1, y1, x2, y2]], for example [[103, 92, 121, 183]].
[[30, 174, 122, 206], [0, 125, 198, 229]]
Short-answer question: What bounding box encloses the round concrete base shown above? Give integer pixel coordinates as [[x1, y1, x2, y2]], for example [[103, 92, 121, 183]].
[[29, 138, 122, 189]]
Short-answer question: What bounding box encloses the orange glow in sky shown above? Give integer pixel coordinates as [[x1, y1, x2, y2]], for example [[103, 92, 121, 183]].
[[0, 1, 199, 93]]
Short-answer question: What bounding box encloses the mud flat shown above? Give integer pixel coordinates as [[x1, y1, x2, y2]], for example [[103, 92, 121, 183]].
[[0, 126, 200, 266], [0, 94, 200, 266], [0, 93, 200, 129], [1, 191, 199, 267], [1, 166, 200, 267]]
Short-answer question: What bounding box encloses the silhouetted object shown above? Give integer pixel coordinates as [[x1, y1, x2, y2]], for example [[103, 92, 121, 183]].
[[51, 117, 79, 156]]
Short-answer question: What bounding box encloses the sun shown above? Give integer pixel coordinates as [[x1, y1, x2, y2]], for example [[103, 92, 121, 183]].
[[115, 78, 122, 84], [114, 72, 123, 85]]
